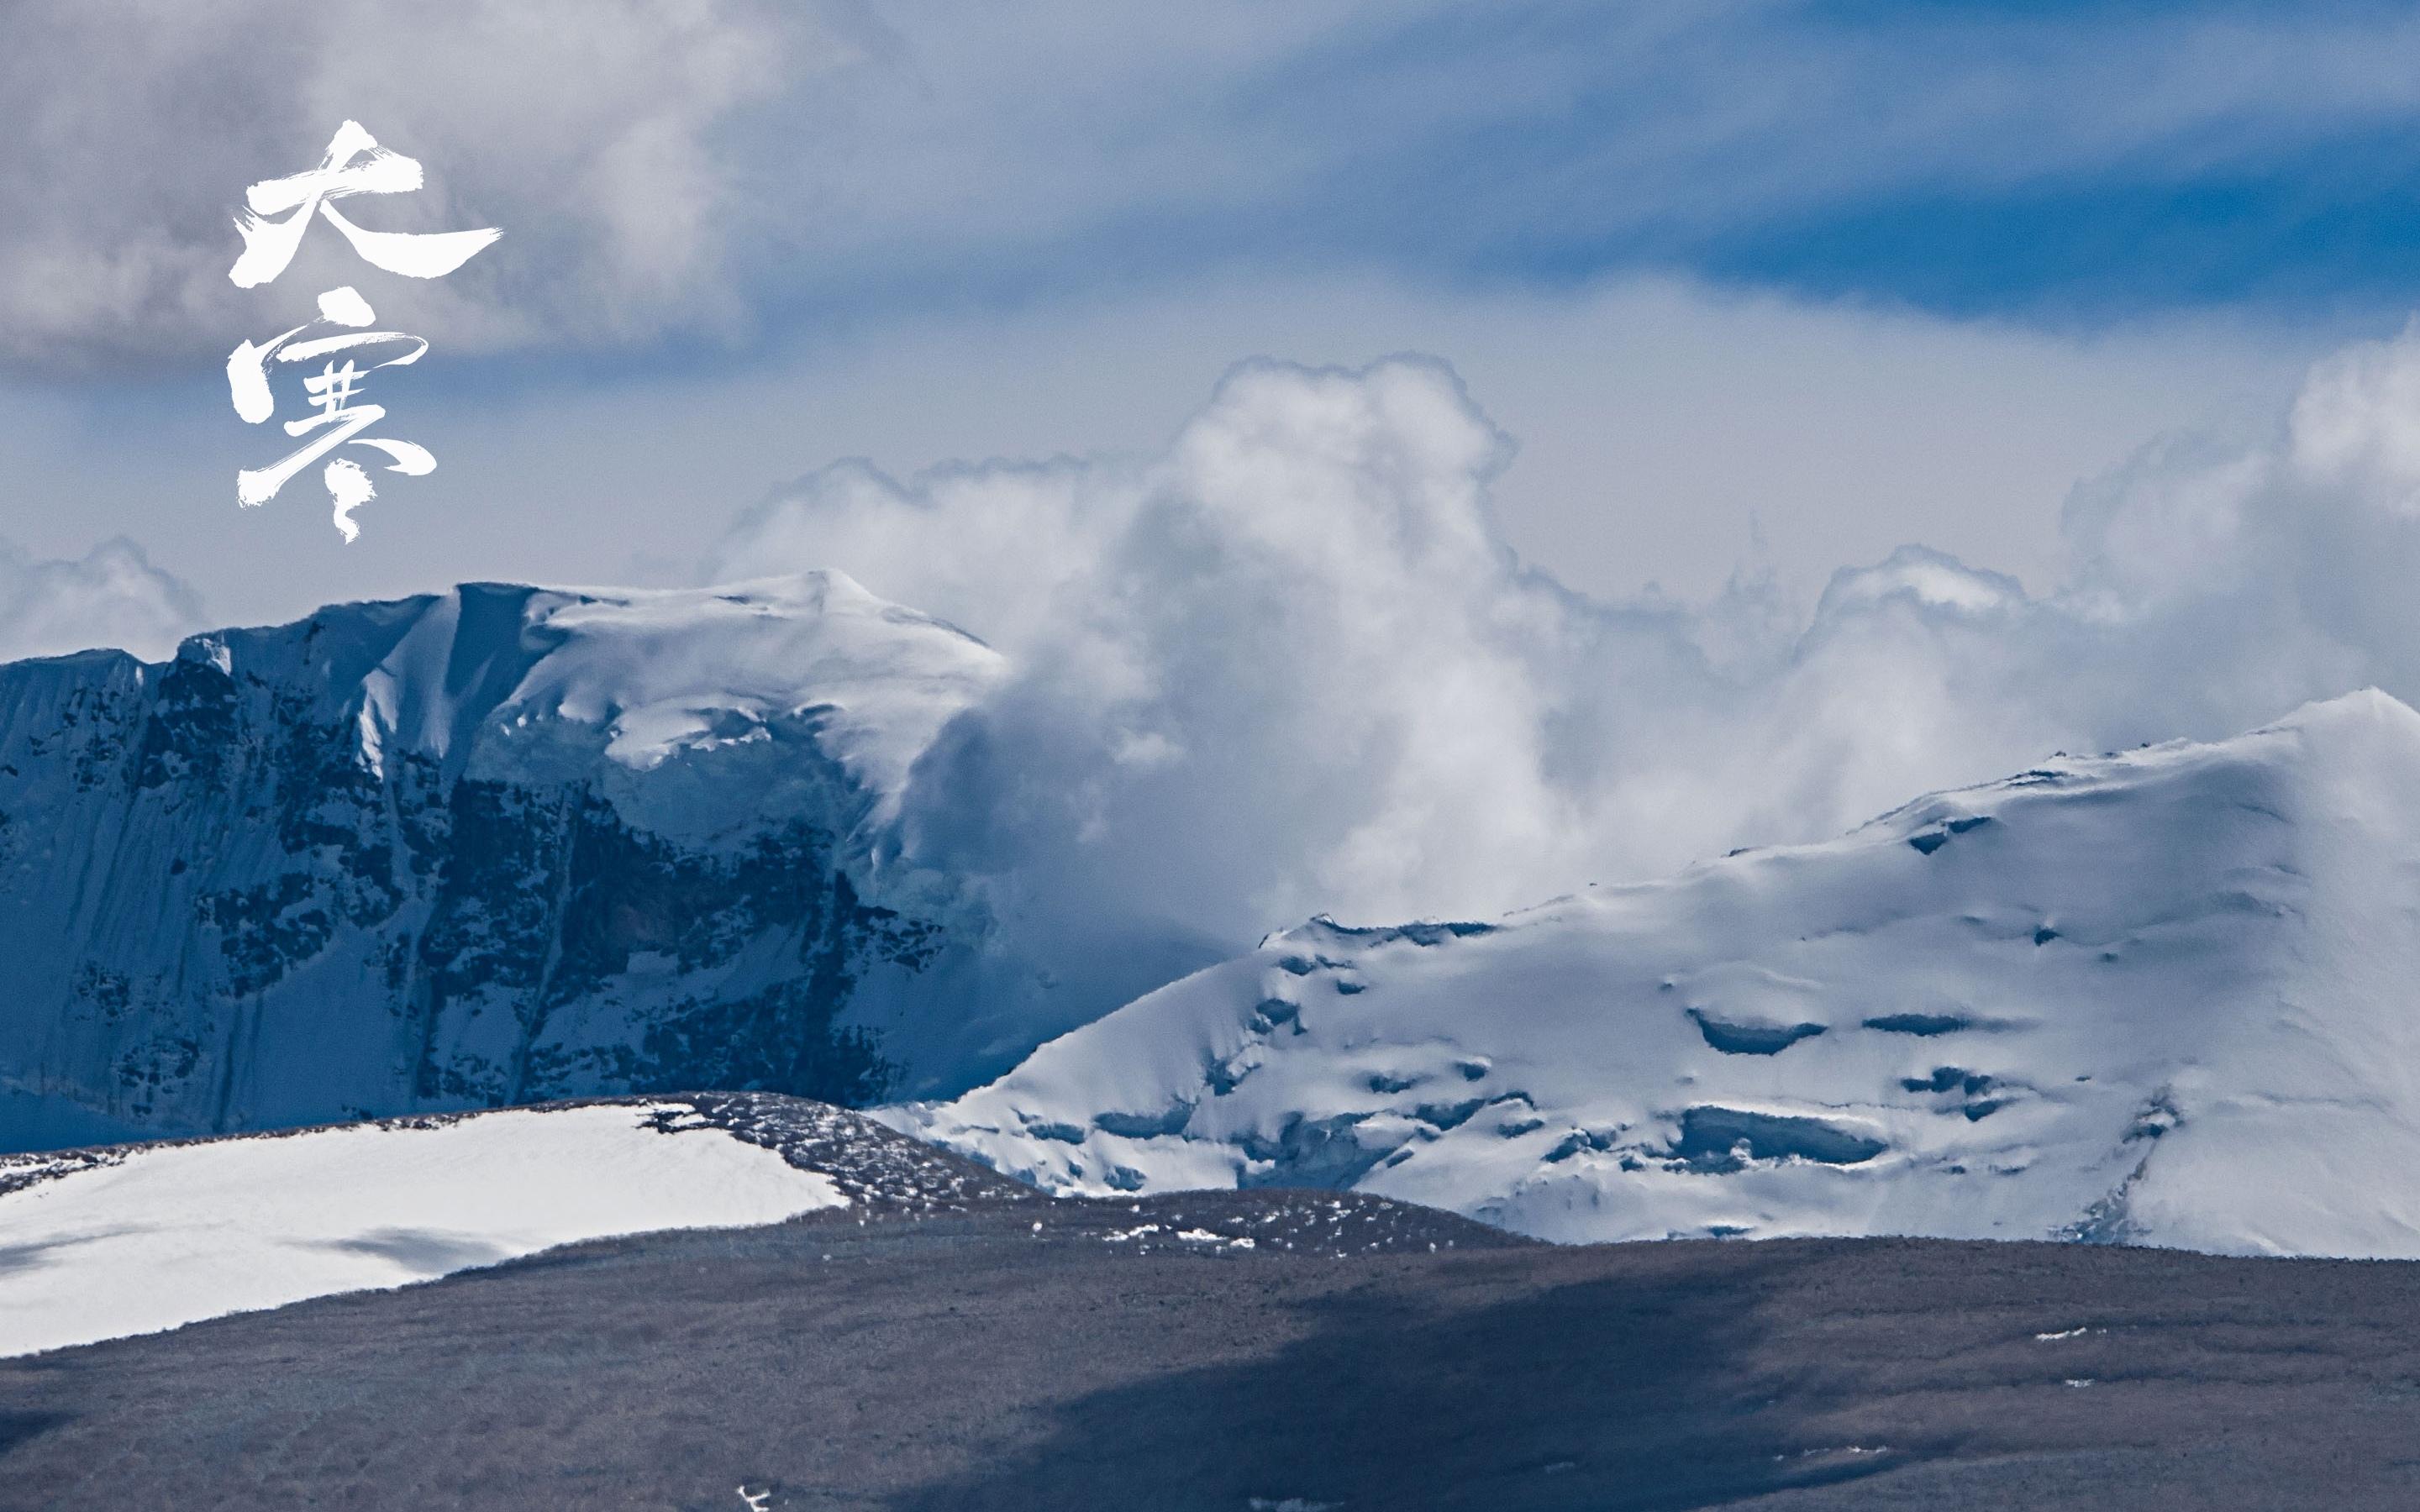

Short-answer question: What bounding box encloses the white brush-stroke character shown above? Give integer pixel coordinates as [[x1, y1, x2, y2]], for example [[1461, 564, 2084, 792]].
[[229, 120, 500, 288], [227, 286, 434, 540]]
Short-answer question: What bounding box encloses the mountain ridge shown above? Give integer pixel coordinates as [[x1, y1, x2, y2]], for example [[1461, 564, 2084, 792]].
[[0, 571, 1011, 1151], [898, 688, 2420, 1257]]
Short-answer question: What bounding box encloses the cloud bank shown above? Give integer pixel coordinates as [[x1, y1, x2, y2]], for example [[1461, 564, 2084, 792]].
[[15, 1, 2420, 375], [712, 323, 2420, 1021], [0, 0, 813, 370]]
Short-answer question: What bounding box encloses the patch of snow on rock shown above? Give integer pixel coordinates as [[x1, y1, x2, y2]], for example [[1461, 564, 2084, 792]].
[[0, 1103, 844, 1357]]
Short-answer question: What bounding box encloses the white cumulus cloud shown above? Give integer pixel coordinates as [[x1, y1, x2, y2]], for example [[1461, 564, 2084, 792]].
[[712, 325, 2420, 1027]]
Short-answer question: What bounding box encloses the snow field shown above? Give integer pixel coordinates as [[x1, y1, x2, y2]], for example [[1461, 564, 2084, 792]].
[[0, 1103, 845, 1357]]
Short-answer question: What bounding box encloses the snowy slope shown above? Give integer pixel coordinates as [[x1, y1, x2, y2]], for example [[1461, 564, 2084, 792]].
[[0, 572, 1008, 1152], [0, 1100, 847, 1357], [900, 690, 2420, 1258], [355, 571, 994, 813]]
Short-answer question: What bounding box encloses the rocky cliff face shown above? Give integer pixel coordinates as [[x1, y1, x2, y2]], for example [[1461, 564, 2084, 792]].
[[0, 573, 1004, 1152]]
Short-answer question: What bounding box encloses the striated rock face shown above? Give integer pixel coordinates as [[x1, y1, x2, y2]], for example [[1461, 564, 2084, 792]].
[[0, 572, 1005, 1152]]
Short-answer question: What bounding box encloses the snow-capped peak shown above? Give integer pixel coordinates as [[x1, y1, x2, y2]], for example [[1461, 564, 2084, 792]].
[[897, 690, 2420, 1258], [0, 571, 1009, 1150], [231, 570, 1001, 819]]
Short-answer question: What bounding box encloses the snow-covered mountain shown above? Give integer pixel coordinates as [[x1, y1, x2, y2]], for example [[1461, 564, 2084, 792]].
[[0, 573, 1013, 1152], [900, 690, 2420, 1258]]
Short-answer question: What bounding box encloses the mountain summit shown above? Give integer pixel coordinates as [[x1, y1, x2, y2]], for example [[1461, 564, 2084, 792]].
[[902, 690, 2420, 1257], [0, 573, 1007, 1151]]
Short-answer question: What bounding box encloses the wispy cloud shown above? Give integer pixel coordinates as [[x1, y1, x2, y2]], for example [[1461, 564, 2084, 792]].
[[708, 1, 2420, 323], [0, 538, 203, 664], [11, 2, 2420, 378]]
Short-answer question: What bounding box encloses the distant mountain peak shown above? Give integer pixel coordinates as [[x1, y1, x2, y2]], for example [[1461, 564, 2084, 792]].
[[155, 571, 1003, 803], [0, 572, 1010, 1152]]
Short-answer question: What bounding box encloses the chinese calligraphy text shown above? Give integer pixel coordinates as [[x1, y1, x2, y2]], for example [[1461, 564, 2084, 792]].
[[225, 122, 498, 543]]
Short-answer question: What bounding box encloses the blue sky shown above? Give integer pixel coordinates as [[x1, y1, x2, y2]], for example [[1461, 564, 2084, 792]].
[[1, 1, 2417, 647], [698, 0, 2420, 338]]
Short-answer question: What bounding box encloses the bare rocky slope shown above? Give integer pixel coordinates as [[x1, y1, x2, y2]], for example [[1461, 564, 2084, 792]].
[[5, 1192, 2418, 1510]]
